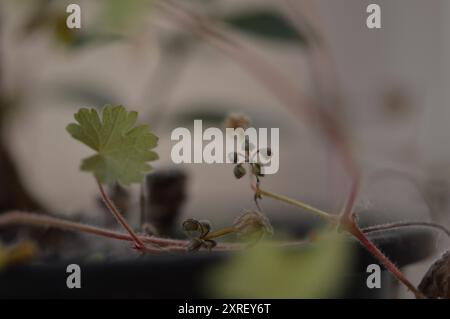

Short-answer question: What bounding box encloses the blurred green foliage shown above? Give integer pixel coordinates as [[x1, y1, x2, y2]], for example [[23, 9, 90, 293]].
[[17, 0, 149, 49], [207, 231, 353, 298], [98, 0, 152, 31], [0, 241, 38, 269]]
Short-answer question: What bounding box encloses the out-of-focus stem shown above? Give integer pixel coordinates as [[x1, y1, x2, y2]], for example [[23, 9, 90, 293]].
[[0, 211, 296, 251], [256, 187, 423, 298], [0, 211, 164, 253]]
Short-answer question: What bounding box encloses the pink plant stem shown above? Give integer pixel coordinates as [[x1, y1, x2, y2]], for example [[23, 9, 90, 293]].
[[0, 211, 244, 251], [347, 220, 425, 299], [156, 0, 361, 219], [341, 173, 360, 220], [6, 210, 422, 296], [96, 179, 147, 250], [0, 211, 169, 253], [274, 1, 423, 297], [258, 186, 423, 297], [155, 1, 425, 297]]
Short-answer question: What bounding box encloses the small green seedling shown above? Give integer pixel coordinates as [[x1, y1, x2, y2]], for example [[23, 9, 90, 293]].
[[66, 105, 159, 251]]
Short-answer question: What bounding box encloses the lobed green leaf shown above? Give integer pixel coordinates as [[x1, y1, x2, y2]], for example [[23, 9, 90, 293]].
[[67, 105, 159, 185]]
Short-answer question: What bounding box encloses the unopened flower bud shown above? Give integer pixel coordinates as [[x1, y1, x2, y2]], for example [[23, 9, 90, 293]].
[[183, 218, 211, 238], [233, 210, 273, 242], [234, 164, 247, 179], [183, 218, 200, 232], [224, 113, 251, 130]]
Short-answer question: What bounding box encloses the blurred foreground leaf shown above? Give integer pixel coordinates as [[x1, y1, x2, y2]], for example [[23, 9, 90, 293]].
[[99, 0, 153, 31], [207, 231, 352, 298], [66, 105, 159, 185], [0, 241, 38, 269], [223, 9, 308, 45]]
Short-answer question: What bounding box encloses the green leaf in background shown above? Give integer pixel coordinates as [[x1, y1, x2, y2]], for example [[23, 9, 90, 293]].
[[99, 0, 152, 31], [170, 102, 283, 129], [19, 0, 126, 49], [172, 108, 228, 127], [207, 231, 353, 298], [66, 105, 159, 185], [223, 9, 308, 45]]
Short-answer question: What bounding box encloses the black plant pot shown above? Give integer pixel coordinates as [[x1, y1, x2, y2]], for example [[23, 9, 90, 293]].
[[0, 228, 435, 299]]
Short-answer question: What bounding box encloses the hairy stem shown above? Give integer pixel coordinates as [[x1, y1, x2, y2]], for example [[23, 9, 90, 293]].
[[257, 187, 423, 298], [0, 211, 302, 252], [257, 188, 337, 223], [340, 176, 361, 220], [152, 1, 421, 297], [96, 179, 147, 250], [347, 220, 425, 299], [0, 209, 426, 297], [0, 211, 169, 253], [362, 221, 450, 238]]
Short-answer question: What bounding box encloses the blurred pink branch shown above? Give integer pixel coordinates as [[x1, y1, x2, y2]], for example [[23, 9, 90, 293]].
[[151, 1, 430, 297], [0, 211, 243, 252], [155, 0, 360, 220], [0, 211, 310, 252], [280, 0, 360, 221]]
